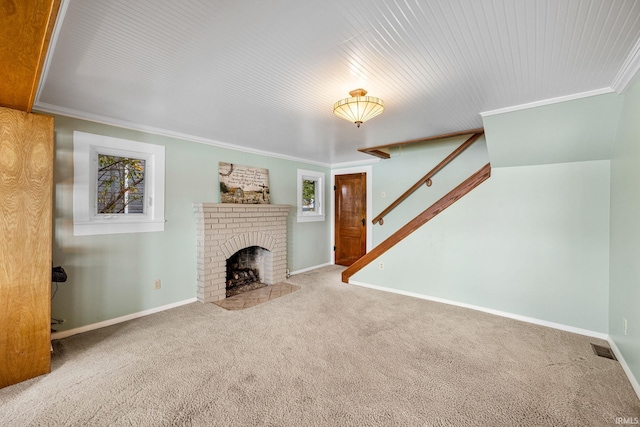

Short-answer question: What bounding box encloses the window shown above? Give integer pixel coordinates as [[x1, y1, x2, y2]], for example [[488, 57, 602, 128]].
[[297, 169, 324, 222], [97, 154, 146, 214], [73, 131, 165, 236]]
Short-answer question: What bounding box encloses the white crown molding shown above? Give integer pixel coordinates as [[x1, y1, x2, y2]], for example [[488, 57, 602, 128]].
[[34, 102, 332, 168], [34, 101, 381, 169], [479, 87, 615, 118], [612, 35, 640, 94]]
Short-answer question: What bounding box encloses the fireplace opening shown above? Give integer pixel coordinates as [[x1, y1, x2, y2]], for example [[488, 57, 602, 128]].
[[226, 246, 269, 297]]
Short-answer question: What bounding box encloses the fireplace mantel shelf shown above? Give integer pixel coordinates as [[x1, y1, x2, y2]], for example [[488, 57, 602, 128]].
[[196, 203, 292, 209]]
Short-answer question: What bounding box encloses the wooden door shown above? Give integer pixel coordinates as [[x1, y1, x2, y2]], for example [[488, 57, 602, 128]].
[[0, 107, 53, 388], [335, 173, 366, 266]]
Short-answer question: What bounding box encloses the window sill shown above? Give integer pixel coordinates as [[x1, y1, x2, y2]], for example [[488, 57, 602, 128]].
[[73, 220, 165, 236], [297, 214, 325, 223]]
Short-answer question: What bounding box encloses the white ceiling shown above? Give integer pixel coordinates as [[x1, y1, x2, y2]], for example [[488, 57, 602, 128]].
[[36, 0, 640, 166]]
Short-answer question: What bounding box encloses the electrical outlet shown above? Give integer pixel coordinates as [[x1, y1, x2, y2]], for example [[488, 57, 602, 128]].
[[624, 318, 628, 335], [379, 262, 384, 270], [154, 279, 161, 290], [381, 191, 386, 198]]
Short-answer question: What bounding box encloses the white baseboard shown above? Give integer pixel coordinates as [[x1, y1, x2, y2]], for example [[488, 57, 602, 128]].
[[348, 280, 609, 340], [608, 339, 640, 400], [289, 262, 333, 276], [51, 298, 197, 340]]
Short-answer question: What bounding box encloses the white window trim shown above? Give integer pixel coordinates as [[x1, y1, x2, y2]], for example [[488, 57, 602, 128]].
[[73, 131, 165, 236], [297, 169, 325, 222]]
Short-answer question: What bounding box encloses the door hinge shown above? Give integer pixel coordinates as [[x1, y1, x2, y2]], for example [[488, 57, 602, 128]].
[[333, 246, 336, 251], [333, 185, 336, 191]]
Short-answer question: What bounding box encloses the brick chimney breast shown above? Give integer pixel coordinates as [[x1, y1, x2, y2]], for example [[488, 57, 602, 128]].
[[193, 203, 290, 303]]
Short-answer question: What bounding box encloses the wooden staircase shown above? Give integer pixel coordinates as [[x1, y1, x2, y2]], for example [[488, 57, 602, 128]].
[[342, 131, 491, 284]]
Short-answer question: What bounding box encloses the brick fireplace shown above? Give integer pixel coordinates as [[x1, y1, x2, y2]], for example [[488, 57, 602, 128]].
[[193, 203, 290, 303]]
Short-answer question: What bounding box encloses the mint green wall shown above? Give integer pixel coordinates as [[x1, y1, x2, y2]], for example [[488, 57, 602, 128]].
[[483, 93, 623, 167], [353, 143, 610, 333], [51, 115, 330, 331], [371, 135, 490, 245], [610, 77, 640, 385]]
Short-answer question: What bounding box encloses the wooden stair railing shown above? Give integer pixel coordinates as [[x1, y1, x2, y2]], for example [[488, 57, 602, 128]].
[[372, 131, 484, 225], [342, 162, 491, 283]]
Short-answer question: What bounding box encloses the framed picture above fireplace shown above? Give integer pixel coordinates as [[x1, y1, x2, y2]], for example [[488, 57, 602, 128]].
[[219, 162, 270, 204]]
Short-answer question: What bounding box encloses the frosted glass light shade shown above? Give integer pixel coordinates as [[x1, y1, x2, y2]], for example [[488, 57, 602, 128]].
[[333, 89, 384, 127]]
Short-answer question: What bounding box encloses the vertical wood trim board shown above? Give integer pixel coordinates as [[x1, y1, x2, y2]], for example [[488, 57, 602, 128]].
[[0, 106, 54, 388]]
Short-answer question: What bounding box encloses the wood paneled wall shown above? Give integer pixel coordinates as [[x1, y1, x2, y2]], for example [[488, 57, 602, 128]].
[[0, 106, 54, 388]]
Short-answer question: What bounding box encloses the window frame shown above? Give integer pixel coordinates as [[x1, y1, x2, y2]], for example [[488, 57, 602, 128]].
[[297, 169, 325, 222], [73, 131, 165, 236]]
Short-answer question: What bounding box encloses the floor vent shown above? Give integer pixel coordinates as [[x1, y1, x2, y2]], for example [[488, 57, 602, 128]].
[[591, 343, 617, 361]]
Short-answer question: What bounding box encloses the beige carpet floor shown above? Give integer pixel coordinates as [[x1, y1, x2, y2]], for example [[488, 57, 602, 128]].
[[1, 265, 638, 426]]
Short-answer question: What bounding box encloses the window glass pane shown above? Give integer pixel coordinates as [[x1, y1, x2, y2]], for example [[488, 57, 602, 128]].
[[97, 154, 145, 214], [302, 179, 316, 212]]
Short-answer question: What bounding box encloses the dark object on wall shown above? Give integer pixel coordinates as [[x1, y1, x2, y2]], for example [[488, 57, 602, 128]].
[[52, 266, 67, 283]]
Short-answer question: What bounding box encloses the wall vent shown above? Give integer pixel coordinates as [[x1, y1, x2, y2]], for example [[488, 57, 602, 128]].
[[591, 343, 617, 361]]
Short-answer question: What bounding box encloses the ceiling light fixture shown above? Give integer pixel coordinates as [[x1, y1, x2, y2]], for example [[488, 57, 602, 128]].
[[333, 88, 384, 128]]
